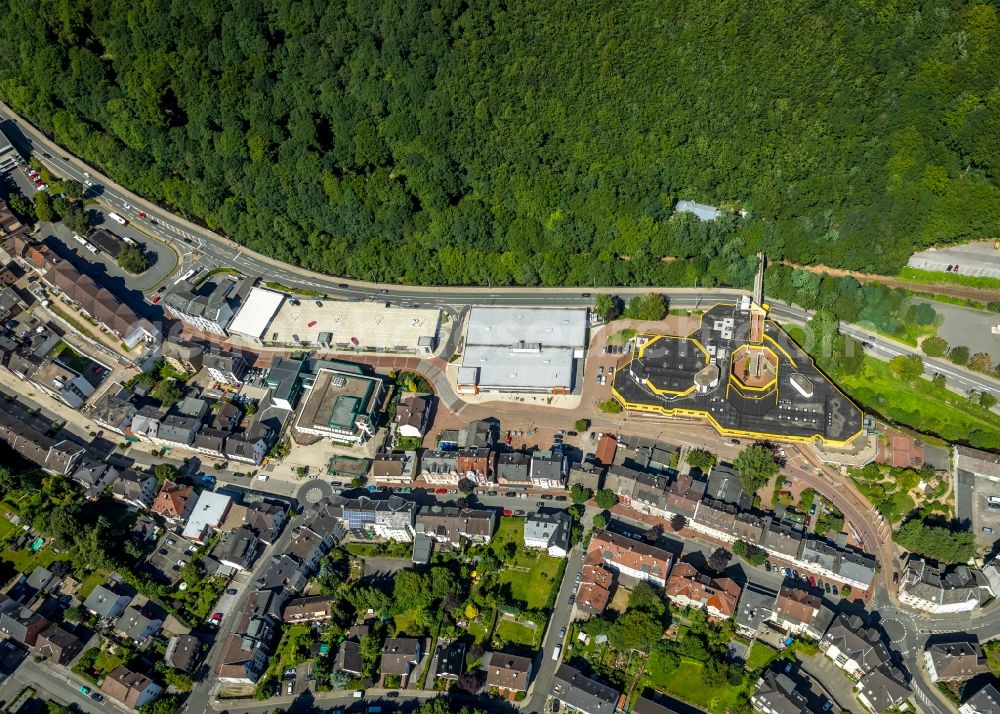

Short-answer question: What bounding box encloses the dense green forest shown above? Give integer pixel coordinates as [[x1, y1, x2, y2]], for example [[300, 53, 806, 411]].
[[1, 0, 998, 286]]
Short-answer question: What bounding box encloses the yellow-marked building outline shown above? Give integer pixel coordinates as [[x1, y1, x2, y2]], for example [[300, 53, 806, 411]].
[[611, 302, 864, 447]]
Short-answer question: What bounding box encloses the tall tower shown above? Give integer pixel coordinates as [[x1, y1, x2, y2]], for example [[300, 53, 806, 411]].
[[749, 252, 768, 344]]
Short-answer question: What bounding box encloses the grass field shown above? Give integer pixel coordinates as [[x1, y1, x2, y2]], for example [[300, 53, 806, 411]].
[[900, 267, 1000, 291], [837, 357, 1000, 449], [746, 642, 781, 671], [495, 618, 541, 647], [644, 660, 744, 714], [491, 518, 563, 610]]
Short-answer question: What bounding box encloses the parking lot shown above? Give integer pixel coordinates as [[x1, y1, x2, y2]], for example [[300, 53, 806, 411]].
[[970, 478, 1000, 550]]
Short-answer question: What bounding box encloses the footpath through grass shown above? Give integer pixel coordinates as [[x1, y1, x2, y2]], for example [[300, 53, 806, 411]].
[[836, 357, 1000, 450]]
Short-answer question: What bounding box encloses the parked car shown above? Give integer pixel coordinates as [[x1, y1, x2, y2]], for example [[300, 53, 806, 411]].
[[502, 509, 513, 516], [808, 575, 816, 588], [764, 561, 771, 572], [824, 581, 831, 593], [983, 527, 995, 534], [831, 585, 839, 596], [554, 496, 567, 502], [227, 588, 238, 595], [783, 568, 792, 577], [559, 626, 566, 637]]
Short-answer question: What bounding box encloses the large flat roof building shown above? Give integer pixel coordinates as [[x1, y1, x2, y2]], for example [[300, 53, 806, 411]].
[[227, 287, 285, 344], [294, 367, 385, 444], [266, 300, 440, 354], [459, 307, 588, 394], [612, 303, 863, 446]]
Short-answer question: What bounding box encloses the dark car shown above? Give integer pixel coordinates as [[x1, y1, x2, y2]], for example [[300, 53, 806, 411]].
[[764, 561, 771, 572], [581, 292, 591, 297], [554, 495, 567, 502], [90, 693, 104, 702], [504, 491, 516, 497], [339, 283, 348, 288], [226, 588, 238, 595]]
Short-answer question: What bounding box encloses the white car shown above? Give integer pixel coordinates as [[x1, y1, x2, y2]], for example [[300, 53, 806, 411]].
[[82, 171, 91, 178], [123, 202, 132, 210], [552, 644, 562, 660]]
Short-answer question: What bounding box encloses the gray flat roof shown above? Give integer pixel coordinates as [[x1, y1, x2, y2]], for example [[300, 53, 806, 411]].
[[465, 307, 587, 348], [463, 344, 575, 390]]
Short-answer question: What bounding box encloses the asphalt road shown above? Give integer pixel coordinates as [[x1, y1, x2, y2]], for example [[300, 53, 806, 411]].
[[3, 658, 111, 713]]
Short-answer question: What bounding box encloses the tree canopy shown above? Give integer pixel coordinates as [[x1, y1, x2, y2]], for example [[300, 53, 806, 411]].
[[733, 444, 781, 494], [1, 0, 997, 286], [895, 516, 975, 564]]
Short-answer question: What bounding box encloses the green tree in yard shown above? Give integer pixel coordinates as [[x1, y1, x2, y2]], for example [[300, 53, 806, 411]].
[[733, 444, 780, 495], [949, 346, 970, 366], [594, 294, 621, 321], [62, 202, 90, 234], [117, 242, 151, 274], [970, 352, 995, 374], [574, 418, 589, 432], [623, 293, 667, 321], [597, 399, 623, 414], [154, 463, 178, 484], [595, 489, 618, 509], [889, 354, 923, 382], [685, 448, 716, 471], [627, 581, 665, 618], [7, 192, 33, 219], [152, 379, 182, 407], [359, 634, 381, 678], [608, 610, 661, 652], [932, 373, 946, 389], [592, 513, 607, 529], [981, 393, 998, 410], [921, 336, 948, 357], [34, 191, 54, 222], [139, 696, 183, 714], [570, 483, 592, 504], [894, 516, 974, 564]]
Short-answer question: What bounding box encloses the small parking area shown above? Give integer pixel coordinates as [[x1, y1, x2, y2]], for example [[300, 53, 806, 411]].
[[970, 478, 1000, 550]]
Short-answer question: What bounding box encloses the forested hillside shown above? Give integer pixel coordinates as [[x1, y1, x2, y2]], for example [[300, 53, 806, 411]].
[[1, 0, 998, 286]]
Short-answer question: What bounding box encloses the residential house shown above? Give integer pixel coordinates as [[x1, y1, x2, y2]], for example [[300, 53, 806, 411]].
[[437, 419, 495, 449], [83, 584, 131, 622], [70, 459, 118, 499], [380, 638, 421, 684], [594, 434, 618, 468], [665, 472, 707, 519], [568, 462, 603, 493], [691, 498, 738, 541], [435, 640, 465, 680], [820, 613, 891, 680], [181, 491, 233, 543], [165, 634, 201, 674], [421, 450, 459, 485], [550, 663, 620, 714], [117, 605, 163, 645], [523, 511, 572, 557], [283, 596, 336, 624], [456, 447, 492, 485], [395, 393, 430, 438], [771, 584, 832, 640], [633, 696, 691, 714], [0, 606, 49, 646], [530, 449, 567, 489], [130, 405, 162, 440], [110, 471, 158, 510], [150, 480, 195, 523], [203, 351, 249, 385], [216, 633, 271, 684], [193, 428, 229, 458], [224, 502, 287, 545], [91, 392, 137, 435], [335, 639, 364, 676], [496, 451, 531, 487], [734, 581, 777, 637], [924, 639, 989, 682], [761, 520, 803, 561], [704, 462, 749, 508], [732, 512, 767, 544], [100, 665, 164, 709], [899, 558, 991, 614], [162, 280, 235, 336], [837, 550, 877, 591], [224, 423, 273, 465], [328, 495, 416, 542], [961, 682, 1000, 714], [855, 666, 912, 713], [751, 667, 810, 714], [486, 653, 532, 694], [161, 339, 205, 375], [665, 561, 742, 619], [214, 526, 260, 572], [371, 451, 418, 484], [34, 623, 84, 665], [586, 529, 672, 587], [577, 564, 614, 616], [605, 465, 670, 518], [155, 414, 201, 449], [414, 506, 495, 548]]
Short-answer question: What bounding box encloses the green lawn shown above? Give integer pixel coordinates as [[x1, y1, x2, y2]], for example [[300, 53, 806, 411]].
[[0, 542, 68, 574], [491, 518, 563, 610], [837, 357, 1000, 450], [746, 642, 781, 671], [495, 618, 541, 647], [78, 571, 106, 599], [645, 660, 744, 714], [900, 267, 1000, 291]]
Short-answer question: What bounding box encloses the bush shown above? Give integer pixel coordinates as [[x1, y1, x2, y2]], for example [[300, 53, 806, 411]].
[[116, 242, 151, 274], [921, 336, 948, 357], [570, 483, 592, 504], [948, 346, 970, 365], [597, 398, 623, 414], [685, 448, 716, 470], [574, 418, 589, 432]]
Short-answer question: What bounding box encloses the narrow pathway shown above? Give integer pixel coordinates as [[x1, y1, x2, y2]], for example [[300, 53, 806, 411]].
[[782, 261, 1000, 302]]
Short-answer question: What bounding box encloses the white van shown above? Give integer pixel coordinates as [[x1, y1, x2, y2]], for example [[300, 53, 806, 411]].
[[107, 212, 127, 225], [552, 644, 562, 661]]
